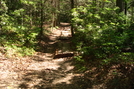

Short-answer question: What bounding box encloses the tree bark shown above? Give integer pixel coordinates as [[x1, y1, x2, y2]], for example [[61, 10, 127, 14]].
[[56, 0, 60, 26], [70, 0, 74, 37], [116, 0, 127, 33], [116, 0, 125, 13], [40, 0, 44, 33], [51, 0, 60, 27]]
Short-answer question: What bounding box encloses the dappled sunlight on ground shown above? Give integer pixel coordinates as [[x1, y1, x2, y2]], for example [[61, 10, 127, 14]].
[[0, 25, 85, 89], [52, 73, 74, 84], [1, 24, 133, 89]]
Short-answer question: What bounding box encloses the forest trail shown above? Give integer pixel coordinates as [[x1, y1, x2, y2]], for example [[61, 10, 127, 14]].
[[0, 24, 91, 89]]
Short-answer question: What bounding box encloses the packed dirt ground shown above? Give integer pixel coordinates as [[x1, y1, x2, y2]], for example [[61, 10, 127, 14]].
[[0, 25, 88, 89], [0, 24, 134, 89]]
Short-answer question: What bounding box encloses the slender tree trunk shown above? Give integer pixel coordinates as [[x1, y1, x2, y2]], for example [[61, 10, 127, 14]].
[[40, 0, 44, 33], [52, 0, 55, 27], [38, 0, 45, 40], [116, 0, 126, 33], [131, 7, 134, 22], [124, 1, 127, 15], [52, 0, 60, 27], [56, 0, 60, 26], [124, 1, 127, 24], [52, 13, 56, 27], [70, 0, 74, 37]]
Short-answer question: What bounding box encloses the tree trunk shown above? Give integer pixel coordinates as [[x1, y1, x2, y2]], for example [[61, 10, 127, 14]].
[[131, 7, 134, 22], [116, 0, 125, 13], [56, 0, 60, 26], [70, 0, 74, 37], [116, 0, 127, 33], [52, 0, 60, 27], [124, 1, 127, 15], [40, 0, 44, 33], [38, 0, 46, 40]]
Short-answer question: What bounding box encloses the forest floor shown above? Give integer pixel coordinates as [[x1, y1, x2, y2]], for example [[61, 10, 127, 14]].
[[0, 23, 134, 89], [0, 24, 91, 89]]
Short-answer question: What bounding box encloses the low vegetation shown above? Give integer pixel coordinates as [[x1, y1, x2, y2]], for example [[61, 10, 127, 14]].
[[0, 0, 134, 88]]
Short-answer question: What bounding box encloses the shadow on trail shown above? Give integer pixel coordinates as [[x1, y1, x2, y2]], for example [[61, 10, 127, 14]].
[[18, 26, 134, 89], [18, 27, 92, 89], [38, 34, 74, 54], [18, 39, 134, 89], [18, 59, 92, 89]]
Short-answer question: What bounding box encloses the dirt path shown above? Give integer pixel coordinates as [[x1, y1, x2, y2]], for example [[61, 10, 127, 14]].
[[1, 24, 134, 89], [0, 26, 91, 89]]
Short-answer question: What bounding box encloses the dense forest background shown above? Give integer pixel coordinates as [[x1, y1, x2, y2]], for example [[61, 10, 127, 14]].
[[1, 0, 134, 64], [1, 0, 134, 88]]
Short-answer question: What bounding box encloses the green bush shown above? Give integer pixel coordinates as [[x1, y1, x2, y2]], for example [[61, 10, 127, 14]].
[[72, 3, 133, 65], [0, 5, 39, 57]]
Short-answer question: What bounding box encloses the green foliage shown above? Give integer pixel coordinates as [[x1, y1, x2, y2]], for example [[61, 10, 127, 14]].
[[0, 25, 39, 56], [0, 0, 40, 57], [74, 55, 87, 72], [5, 45, 35, 57], [72, 2, 134, 65]]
